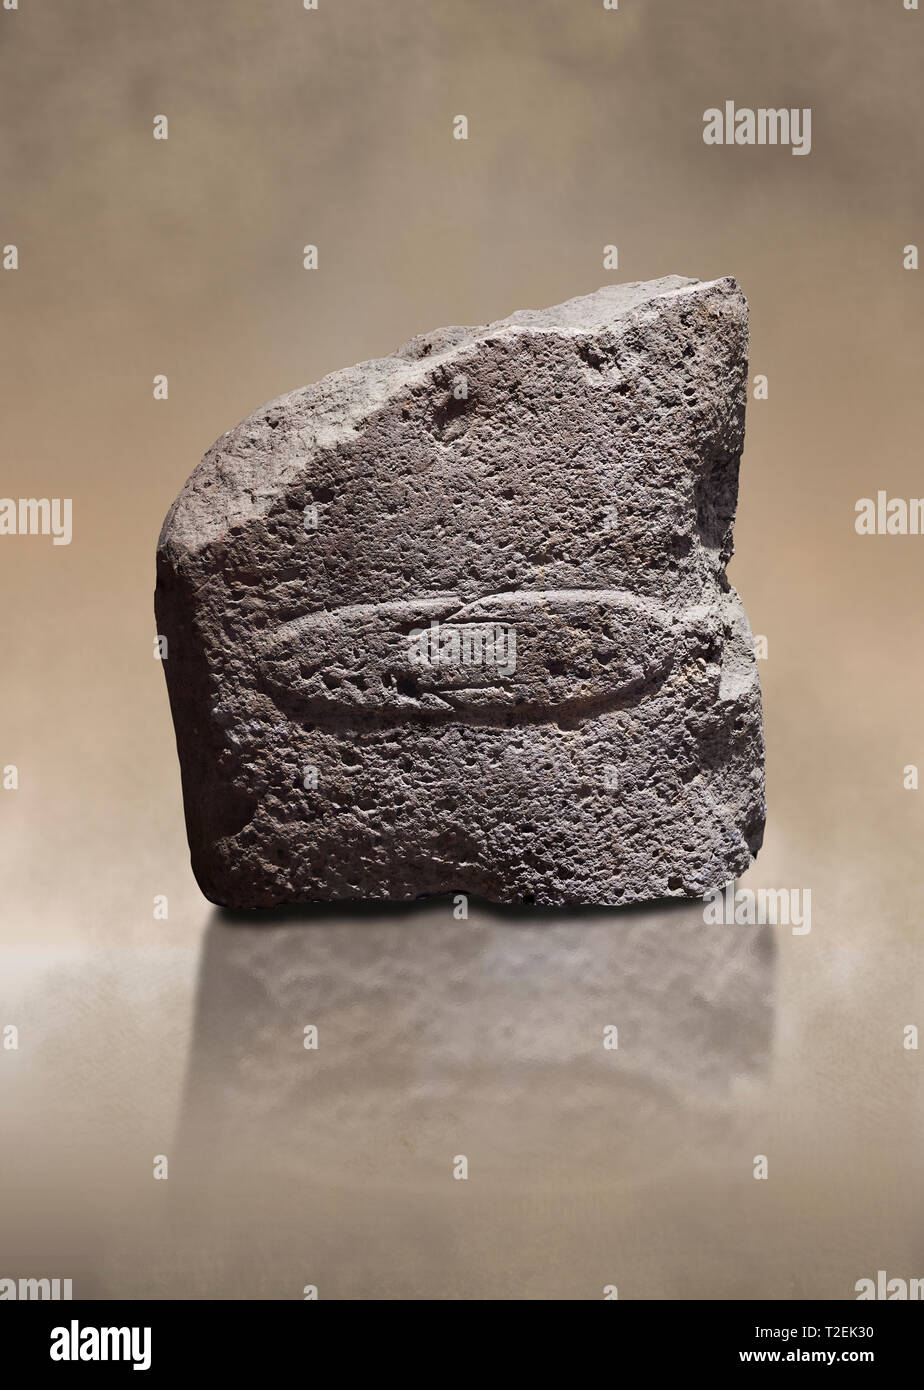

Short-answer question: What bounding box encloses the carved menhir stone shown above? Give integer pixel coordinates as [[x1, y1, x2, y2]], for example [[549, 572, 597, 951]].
[[156, 276, 766, 909]]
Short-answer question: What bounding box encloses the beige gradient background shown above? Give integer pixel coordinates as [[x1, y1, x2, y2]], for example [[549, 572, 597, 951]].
[[1, 0, 922, 1298]]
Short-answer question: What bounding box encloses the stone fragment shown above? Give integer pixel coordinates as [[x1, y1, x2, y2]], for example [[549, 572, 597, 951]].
[[156, 275, 765, 908]]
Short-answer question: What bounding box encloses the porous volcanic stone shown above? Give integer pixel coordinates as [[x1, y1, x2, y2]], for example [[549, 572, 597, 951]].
[[156, 276, 765, 909]]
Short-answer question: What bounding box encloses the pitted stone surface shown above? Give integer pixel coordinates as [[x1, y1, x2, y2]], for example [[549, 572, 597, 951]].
[[156, 276, 765, 908]]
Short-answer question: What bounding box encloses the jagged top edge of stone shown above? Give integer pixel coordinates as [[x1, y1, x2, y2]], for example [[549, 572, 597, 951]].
[[158, 275, 744, 564]]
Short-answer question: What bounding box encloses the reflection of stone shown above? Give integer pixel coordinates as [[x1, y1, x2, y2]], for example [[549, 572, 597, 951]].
[[157, 277, 765, 909], [176, 897, 774, 1197]]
